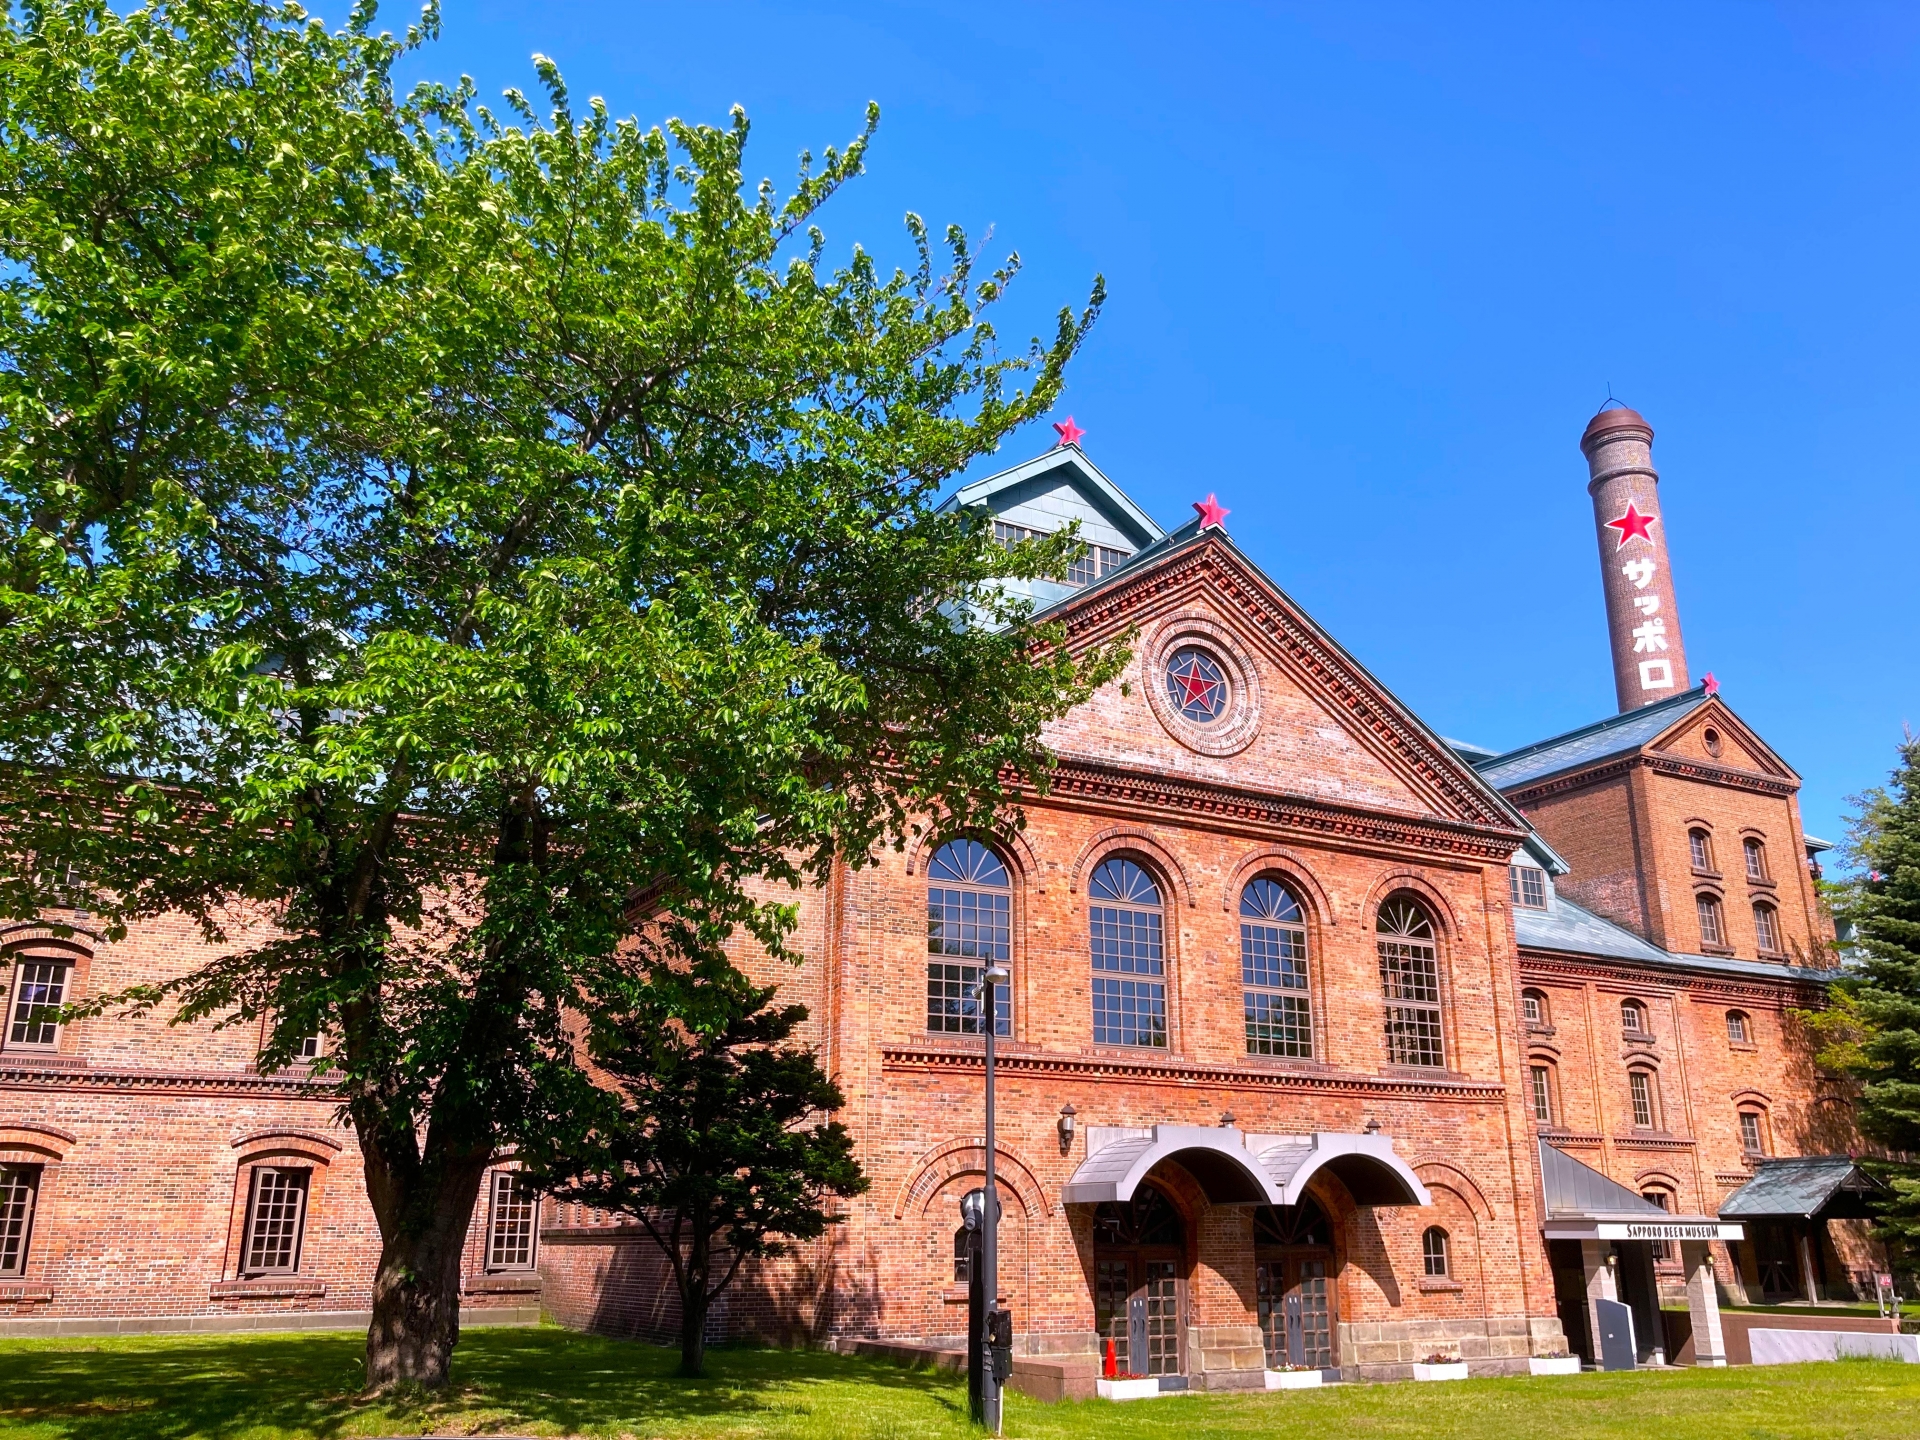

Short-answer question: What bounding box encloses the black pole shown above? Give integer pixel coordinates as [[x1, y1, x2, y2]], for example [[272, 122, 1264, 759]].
[[967, 1224, 984, 1423]]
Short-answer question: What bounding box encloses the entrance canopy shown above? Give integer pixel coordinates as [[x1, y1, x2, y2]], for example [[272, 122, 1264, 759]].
[[1061, 1124, 1429, 1208], [1538, 1139, 1742, 1242], [1719, 1156, 1886, 1222]]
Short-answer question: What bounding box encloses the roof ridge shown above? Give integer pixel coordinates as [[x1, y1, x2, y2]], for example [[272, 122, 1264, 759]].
[[1477, 685, 1709, 771]]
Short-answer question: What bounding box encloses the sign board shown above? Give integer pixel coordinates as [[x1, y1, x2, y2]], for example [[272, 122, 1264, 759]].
[[1545, 1220, 1743, 1241], [1595, 1297, 1636, 1372]]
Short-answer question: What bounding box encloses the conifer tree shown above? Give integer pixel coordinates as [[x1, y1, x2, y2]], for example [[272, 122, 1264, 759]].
[[1832, 737, 1920, 1256]]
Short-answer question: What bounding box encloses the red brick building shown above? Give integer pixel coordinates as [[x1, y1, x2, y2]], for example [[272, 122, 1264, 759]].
[[0, 405, 1867, 1381]]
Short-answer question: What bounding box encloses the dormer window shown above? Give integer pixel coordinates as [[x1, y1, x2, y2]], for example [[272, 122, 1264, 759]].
[[1509, 866, 1547, 909], [992, 520, 1125, 586]]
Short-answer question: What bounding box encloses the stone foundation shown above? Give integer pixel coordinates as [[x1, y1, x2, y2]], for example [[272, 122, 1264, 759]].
[[1339, 1314, 1565, 1381]]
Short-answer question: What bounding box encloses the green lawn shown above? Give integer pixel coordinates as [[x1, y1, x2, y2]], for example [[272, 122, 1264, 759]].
[[0, 1328, 1917, 1440]]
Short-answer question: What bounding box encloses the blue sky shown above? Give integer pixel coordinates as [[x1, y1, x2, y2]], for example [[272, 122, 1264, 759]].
[[400, 1, 1920, 851]]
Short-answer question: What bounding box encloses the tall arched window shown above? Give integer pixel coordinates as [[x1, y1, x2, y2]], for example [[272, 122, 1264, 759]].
[[1752, 901, 1781, 954], [1696, 893, 1725, 948], [1241, 878, 1311, 1058], [1628, 1068, 1660, 1129], [1689, 828, 1715, 873], [1377, 898, 1444, 1069], [1744, 837, 1769, 881], [1529, 1062, 1556, 1126], [1422, 1226, 1450, 1278], [1089, 859, 1167, 1048], [926, 840, 1011, 1036]]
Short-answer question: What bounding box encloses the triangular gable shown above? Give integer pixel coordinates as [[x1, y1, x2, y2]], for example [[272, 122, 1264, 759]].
[[1647, 697, 1799, 785], [1040, 525, 1528, 835], [944, 445, 1165, 550]]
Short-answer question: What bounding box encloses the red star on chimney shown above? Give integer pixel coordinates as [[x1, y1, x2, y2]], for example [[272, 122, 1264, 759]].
[[1193, 494, 1229, 530], [1604, 501, 1657, 549], [1052, 416, 1086, 448], [1702, 672, 1719, 696]]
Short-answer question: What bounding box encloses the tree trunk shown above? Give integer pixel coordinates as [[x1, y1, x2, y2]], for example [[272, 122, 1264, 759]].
[[679, 1227, 711, 1378], [362, 1151, 492, 1391]]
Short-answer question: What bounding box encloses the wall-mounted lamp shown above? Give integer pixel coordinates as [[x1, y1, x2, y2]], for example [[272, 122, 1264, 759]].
[[1057, 1103, 1077, 1152], [1364, 1116, 1382, 1134], [1220, 1111, 1237, 1129]]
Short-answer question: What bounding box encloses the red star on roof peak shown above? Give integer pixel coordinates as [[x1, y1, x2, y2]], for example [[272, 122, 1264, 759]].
[[1052, 415, 1086, 448], [1702, 672, 1719, 696], [1193, 493, 1229, 530], [1604, 500, 1658, 549]]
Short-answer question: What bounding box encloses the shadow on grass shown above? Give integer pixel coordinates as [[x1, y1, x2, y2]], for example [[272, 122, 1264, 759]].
[[0, 1327, 970, 1440]]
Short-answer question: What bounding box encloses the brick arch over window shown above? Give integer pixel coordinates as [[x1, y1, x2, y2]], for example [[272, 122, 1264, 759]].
[[1219, 848, 1337, 926], [1730, 1087, 1774, 1108], [903, 826, 1039, 886], [0, 1124, 74, 1162], [1359, 872, 1460, 936], [0, 923, 98, 954], [1634, 1168, 1684, 1193], [1070, 830, 1194, 908], [1413, 1162, 1494, 1223], [230, 1129, 342, 1168], [894, 1139, 1051, 1220]]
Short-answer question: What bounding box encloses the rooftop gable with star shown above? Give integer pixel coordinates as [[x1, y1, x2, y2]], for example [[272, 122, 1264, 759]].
[[949, 425, 1528, 841]]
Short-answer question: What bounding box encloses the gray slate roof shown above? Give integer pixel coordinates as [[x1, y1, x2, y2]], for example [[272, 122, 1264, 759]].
[[1539, 1139, 1670, 1218], [1474, 687, 1711, 790], [1515, 893, 1824, 984], [1719, 1157, 1887, 1220]]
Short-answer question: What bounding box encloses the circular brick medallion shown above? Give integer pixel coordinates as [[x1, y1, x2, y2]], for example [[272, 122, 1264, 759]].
[[1142, 618, 1261, 756]]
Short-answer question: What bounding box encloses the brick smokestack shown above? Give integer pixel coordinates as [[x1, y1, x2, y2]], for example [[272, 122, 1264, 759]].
[[1582, 403, 1690, 711]]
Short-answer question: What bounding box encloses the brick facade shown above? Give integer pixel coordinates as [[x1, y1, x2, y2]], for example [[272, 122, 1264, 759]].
[[0, 428, 1864, 1380]]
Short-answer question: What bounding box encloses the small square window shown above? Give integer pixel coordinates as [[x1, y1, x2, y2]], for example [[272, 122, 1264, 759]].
[[1521, 990, 1545, 1026], [1726, 1010, 1752, 1045], [1510, 867, 1547, 909]]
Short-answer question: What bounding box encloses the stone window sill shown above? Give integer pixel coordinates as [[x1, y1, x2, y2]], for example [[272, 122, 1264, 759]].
[[1418, 1278, 1464, 1294], [0, 1284, 53, 1303], [1746, 876, 1777, 890], [210, 1278, 326, 1299], [1700, 943, 1736, 957], [464, 1273, 541, 1295]]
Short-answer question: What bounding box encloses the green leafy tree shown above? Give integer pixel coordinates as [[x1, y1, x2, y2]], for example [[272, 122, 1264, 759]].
[[1804, 737, 1920, 1260], [0, 0, 1114, 1389], [525, 952, 869, 1378]]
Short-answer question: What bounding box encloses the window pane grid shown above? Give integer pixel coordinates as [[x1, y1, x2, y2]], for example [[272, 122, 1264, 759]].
[[1740, 1111, 1764, 1154], [243, 1168, 309, 1275], [1423, 1228, 1449, 1277], [1510, 867, 1547, 908], [1530, 1065, 1553, 1125], [487, 1171, 539, 1270], [1697, 895, 1724, 946], [1629, 1072, 1654, 1128], [1090, 906, 1163, 976], [8, 961, 68, 1046], [1245, 992, 1312, 1058], [927, 962, 1011, 1035], [1093, 977, 1167, 1048], [0, 1165, 38, 1277], [925, 850, 1011, 1036], [1753, 904, 1780, 953]]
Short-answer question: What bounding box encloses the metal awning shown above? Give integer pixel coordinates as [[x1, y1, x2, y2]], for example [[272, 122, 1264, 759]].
[[1061, 1125, 1429, 1207], [1538, 1139, 1743, 1242], [1719, 1156, 1886, 1222]]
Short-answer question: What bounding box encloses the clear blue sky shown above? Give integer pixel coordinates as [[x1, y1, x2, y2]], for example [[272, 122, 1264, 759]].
[[399, 1, 1920, 852]]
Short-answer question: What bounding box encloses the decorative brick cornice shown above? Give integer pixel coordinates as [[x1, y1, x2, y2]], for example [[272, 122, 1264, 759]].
[[1038, 758, 1523, 862], [880, 1045, 1507, 1103], [0, 1064, 329, 1100], [1055, 542, 1519, 831], [1543, 1132, 1605, 1148], [1610, 1135, 1697, 1151], [1517, 949, 1828, 1005], [1502, 753, 1797, 807]]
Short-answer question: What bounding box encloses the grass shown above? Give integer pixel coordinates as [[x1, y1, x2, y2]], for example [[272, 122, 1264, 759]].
[[0, 1327, 1917, 1439]]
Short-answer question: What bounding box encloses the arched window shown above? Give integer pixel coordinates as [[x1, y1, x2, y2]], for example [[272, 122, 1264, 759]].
[[1241, 878, 1311, 1058], [1696, 893, 1725, 948], [926, 840, 1011, 1036], [1089, 859, 1167, 1049], [1529, 1062, 1556, 1126], [1752, 902, 1781, 955], [1689, 828, 1715, 874], [1521, 988, 1549, 1026], [1641, 1189, 1674, 1261], [1744, 837, 1769, 881], [5, 944, 78, 1051], [1739, 1108, 1769, 1156], [1377, 898, 1444, 1069], [1620, 999, 1648, 1036], [1726, 1010, 1753, 1045], [1628, 1068, 1659, 1129], [1422, 1226, 1450, 1278]]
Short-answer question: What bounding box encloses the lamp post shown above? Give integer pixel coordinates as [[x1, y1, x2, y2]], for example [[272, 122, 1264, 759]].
[[976, 961, 1010, 1435]]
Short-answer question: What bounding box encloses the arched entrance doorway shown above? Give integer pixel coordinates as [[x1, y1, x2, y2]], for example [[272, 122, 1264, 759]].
[[1092, 1184, 1185, 1377], [1254, 1197, 1336, 1370]]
